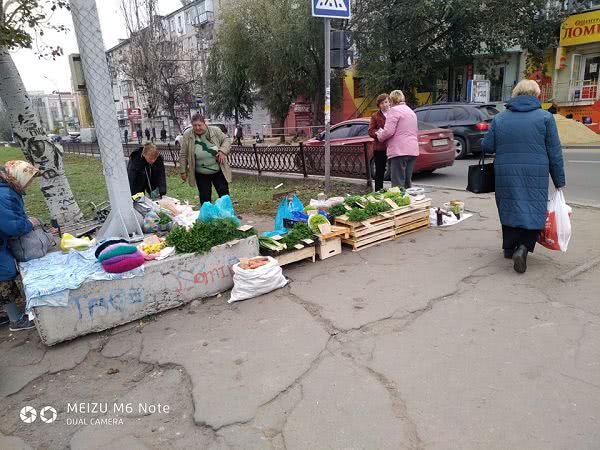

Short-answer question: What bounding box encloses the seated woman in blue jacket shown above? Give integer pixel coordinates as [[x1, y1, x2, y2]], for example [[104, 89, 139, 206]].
[[127, 143, 167, 199], [482, 79, 566, 273], [0, 161, 40, 331]]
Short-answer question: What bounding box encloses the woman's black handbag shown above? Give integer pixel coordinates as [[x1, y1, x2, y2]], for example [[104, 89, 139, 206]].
[[466, 153, 495, 193]]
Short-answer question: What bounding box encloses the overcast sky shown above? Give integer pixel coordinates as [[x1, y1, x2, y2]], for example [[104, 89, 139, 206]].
[[12, 0, 176, 94]]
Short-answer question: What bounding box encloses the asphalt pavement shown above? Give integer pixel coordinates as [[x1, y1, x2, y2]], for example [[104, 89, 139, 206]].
[[415, 147, 600, 207]]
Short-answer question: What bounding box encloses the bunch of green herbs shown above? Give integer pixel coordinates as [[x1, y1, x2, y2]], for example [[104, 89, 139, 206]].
[[383, 191, 411, 207], [280, 222, 313, 248], [347, 201, 392, 222], [328, 203, 348, 218], [166, 218, 255, 254]]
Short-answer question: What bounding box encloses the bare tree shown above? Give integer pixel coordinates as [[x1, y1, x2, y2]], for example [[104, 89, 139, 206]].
[[119, 0, 163, 120], [119, 0, 199, 133]]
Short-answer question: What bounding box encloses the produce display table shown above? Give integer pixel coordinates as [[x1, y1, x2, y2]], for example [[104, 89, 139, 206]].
[[335, 198, 432, 251], [275, 246, 316, 266], [33, 236, 259, 346]]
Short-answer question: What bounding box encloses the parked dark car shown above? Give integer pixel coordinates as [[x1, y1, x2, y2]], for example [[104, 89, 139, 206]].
[[304, 118, 455, 176], [414, 103, 500, 159]]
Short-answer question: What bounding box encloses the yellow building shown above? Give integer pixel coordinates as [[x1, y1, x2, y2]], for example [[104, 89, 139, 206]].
[[553, 8, 600, 131]]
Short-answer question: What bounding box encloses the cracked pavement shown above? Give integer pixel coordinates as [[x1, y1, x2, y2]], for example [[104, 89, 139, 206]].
[[1, 190, 599, 449]]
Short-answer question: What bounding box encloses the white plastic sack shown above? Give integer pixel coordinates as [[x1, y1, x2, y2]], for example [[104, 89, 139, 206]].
[[539, 190, 572, 252], [229, 257, 287, 303]]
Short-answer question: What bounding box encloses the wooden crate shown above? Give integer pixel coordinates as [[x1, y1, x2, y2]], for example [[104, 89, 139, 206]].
[[335, 197, 432, 252], [395, 216, 430, 239], [342, 229, 395, 251], [276, 246, 316, 266], [316, 237, 342, 260], [316, 225, 349, 240]]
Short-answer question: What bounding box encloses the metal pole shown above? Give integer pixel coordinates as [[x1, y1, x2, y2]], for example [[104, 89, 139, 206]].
[[324, 18, 331, 193]]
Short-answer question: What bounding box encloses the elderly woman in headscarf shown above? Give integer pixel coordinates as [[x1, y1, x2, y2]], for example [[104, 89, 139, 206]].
[[0, 160, 40, 331]]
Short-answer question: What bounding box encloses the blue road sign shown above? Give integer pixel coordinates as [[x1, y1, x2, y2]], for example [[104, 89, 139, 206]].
[[312, 0, 351, 19]]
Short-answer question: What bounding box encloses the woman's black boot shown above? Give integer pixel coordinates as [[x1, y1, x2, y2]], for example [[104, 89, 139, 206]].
[[512, 245, 528, 273]]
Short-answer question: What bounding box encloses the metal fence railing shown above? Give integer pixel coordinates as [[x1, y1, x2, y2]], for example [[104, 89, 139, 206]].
[[61, 142, 373, 185]]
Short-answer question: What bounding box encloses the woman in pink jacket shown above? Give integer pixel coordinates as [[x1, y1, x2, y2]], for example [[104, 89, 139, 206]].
[[375, 90, 419, 188]]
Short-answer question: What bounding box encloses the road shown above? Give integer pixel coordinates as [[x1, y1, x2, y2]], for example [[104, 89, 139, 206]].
[[415, 147, 600, 207]]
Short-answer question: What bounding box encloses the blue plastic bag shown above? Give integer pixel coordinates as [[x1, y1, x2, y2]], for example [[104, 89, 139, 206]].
[[263, 195, 304, 237], [198, 195, 240, 225]]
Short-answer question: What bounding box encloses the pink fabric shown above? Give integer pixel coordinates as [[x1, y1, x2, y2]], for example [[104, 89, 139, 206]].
[[101, 253, 138, 265], [102, 252, 144, 273], [376, 104, 419, 158]]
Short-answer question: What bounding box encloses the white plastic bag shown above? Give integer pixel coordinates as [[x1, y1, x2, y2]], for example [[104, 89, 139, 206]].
[[229, 256, 287, 303], [538, 190, 572, 252]]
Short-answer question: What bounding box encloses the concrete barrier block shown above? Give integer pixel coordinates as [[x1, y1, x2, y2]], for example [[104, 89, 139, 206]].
[[33, 236, 259, 346]]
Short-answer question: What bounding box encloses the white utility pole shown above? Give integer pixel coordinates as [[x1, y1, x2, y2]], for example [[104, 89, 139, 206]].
[[69, 0, 143, 240]]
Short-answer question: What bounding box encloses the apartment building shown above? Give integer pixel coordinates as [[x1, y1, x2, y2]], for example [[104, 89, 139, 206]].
[[28, 91, 80, 134]]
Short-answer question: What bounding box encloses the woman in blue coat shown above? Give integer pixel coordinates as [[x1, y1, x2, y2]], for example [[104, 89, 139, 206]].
[[482, 80, 566, 273], [0, 160, 39, 330]]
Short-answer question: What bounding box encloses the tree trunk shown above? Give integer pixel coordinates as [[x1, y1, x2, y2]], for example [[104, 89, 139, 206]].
[[0, 48, 83, 225], [169, 104, 181, 134], [277, 114, 286, 144]]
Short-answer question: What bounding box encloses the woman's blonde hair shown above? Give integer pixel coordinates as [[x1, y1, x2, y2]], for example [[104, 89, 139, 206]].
[[512, 79, 541, 98], [389, 90, 405, 105], [142, 142, 159, 157]]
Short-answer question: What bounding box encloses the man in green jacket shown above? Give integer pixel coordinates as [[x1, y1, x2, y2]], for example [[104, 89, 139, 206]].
[[178, 114, 232, 205]]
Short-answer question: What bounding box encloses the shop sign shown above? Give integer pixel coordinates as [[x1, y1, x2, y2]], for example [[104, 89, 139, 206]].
[[466, 64, 474, 80], [127, 108, 142, 119], [294, 103, 312, 114], [116, 110, 127, 121], [560, 10, 600, 47]]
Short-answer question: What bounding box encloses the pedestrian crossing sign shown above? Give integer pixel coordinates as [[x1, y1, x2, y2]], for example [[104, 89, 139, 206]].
[[312, 0, 351, 19]]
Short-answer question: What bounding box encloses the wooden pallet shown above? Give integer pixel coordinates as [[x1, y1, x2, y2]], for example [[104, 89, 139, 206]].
[[394, 209, 430, 227], [335, 198, 432, 227], [334, 197, 432, 252], [276, 246, 316, 266], [395, 217, 430, 238], [341, 227, 396, 251]]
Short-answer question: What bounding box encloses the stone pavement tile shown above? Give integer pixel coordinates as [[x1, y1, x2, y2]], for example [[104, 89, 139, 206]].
[[0, 336, 46, 367], [366, 274, 600, 450], [218, 424, 274, 450], [289, 227, 500, 331], [0, 432, 33, 450], [253, 384, 302, 438], [545, 266, 600, 317], [0, 335, 92, 399], [70, 431, 150, 450], [283, 354, 416, 450], [139, 293, 330, 429], [1, 351, 218, 450], [101, 332, 143, 359]]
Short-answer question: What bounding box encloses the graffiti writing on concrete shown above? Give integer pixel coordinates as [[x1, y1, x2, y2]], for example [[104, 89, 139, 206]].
[[68, 287, 145, 320], [163, 257, 240, 294]]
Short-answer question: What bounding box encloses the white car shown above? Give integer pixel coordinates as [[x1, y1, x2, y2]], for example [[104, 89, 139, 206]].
[[174, 123, 229, 146]]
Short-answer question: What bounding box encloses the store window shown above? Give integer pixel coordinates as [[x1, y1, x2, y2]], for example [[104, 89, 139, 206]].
[[353, 78, 365, 98], [582, 55, 600, 81]]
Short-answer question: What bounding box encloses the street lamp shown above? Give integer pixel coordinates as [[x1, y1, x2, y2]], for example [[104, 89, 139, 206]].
[[43, 75, 69, 137]]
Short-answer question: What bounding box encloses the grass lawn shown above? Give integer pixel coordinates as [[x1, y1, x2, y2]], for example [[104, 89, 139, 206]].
[[0, 147, 369, 221]]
